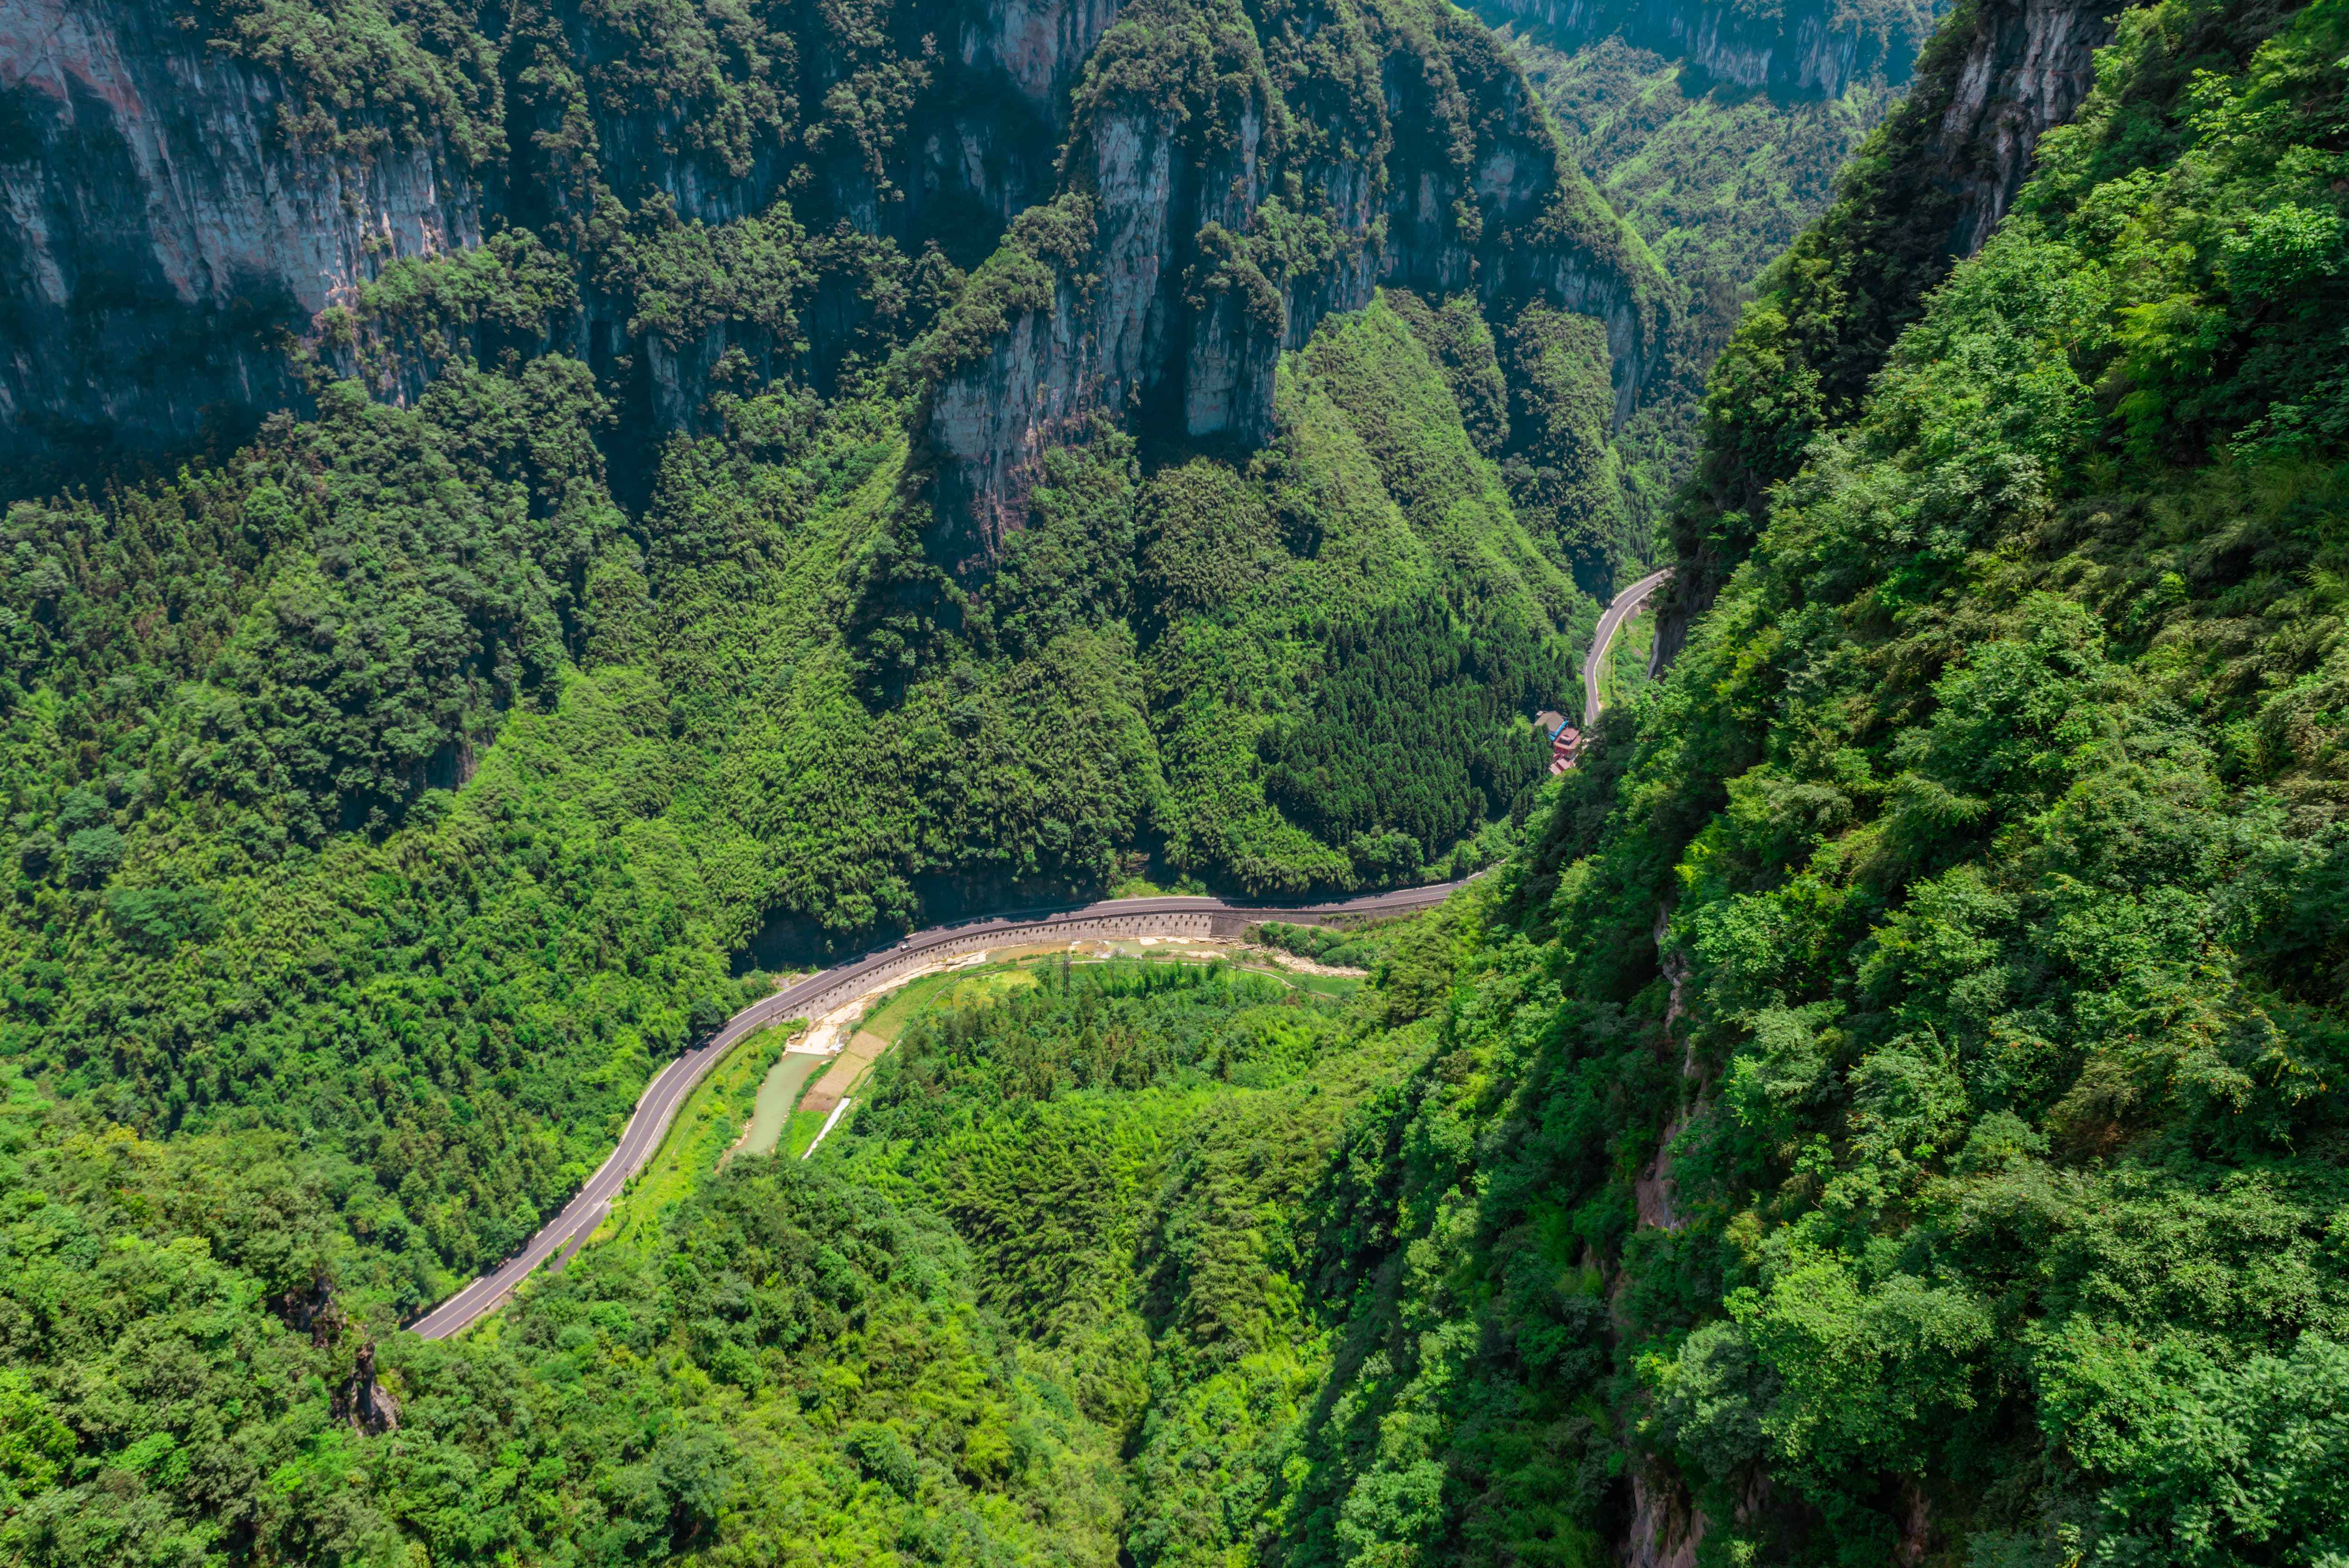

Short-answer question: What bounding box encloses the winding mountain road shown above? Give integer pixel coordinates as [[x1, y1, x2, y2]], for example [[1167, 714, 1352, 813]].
[[407, 880, 1473, 1338], [410, 572, 1672, 1343], [1583, 568, 1673, 726]]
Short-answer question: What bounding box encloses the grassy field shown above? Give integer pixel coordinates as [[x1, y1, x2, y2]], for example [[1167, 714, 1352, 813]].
[[783, 1105, 832, 1158], [1281, 970, 1364, 999], [859, 968, 976, 1039]]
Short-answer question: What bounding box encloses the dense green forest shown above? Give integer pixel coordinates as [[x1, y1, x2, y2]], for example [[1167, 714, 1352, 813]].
[[15, 0, 2349, 1559], [0, 0, 1635, 1540], [0, 281, 1590, 1279], [1507, 32, 1905, 536], [1334, 0, 2349, 1557], [0, 0, 1633, 1543], [0, 944, 1457, 1564]]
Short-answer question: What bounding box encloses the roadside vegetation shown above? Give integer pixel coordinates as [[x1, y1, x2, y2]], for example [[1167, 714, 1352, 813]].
[[1596, 604, 1657, 711]]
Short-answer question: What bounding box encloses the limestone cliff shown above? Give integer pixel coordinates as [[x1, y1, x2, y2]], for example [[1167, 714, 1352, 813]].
[[1926, 0, 2120, 253], [926, 0, 1670, 564], [0, 0, 1665, 563], [0, 0, 480, 477], [955, 0, 1125, 120], [0, 0, 1099, 485]]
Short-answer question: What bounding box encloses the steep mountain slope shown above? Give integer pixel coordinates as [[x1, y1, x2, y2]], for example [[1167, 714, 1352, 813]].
[[1507, 34, 1903, 549], [1652, 0, 2138, 659], [10, 0, 2347, 1564], [0, 0, 1672, 932], [1432, 0, 1942, 559], [921, 0, 1667, 564], [1243, 0, 2349, 1561], [0, 0, 1667, 507]]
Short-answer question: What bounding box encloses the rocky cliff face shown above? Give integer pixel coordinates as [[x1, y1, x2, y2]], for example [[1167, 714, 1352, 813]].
[[1, 0, 1661, 561], [0, 0, 479, 479], [1468, 0, 1936, 98], [0, 0, 1092, 487], [1927, 0, 2118, 252], [957, 0, 1126, 119], [927, 0, 1669, 564], [928, 82, 1286, 562]]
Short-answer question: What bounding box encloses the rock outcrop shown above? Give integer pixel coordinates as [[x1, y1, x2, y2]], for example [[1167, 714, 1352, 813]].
[[957, 0, 1127, 119], [1927, 0, 2120, 252], [926, 80, 1291, 561], [0, 0, 479, 479], [0, 0, 1098, 485], [2, 0, 1662, 558], [926, 1, 1670, 564]]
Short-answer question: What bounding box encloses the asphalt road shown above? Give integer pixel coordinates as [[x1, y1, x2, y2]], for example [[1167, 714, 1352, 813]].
[[1583, 568, 1674, 726], [406, 878, 1474, 1338]]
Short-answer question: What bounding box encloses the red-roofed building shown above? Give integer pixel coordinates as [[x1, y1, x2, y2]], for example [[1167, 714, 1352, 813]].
[[1535, 711, 1580, 774]]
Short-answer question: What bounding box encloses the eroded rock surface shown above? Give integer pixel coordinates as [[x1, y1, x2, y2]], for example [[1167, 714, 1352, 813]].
[[0, 0, 477, 473], [1470, 0, 1934, 98], [928, 7, 1670, 562]]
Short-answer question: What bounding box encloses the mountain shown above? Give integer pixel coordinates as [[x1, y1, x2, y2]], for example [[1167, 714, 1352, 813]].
[[1650, 0, 2132, 659], [0, 0, 1707, 1328], [11, 0, 2344, 1560], [0, 0, 1664, 499], [1270, 0, 2349, 1559], [1500, 28, 1907, 553], [3, 0, 1691, 915]]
